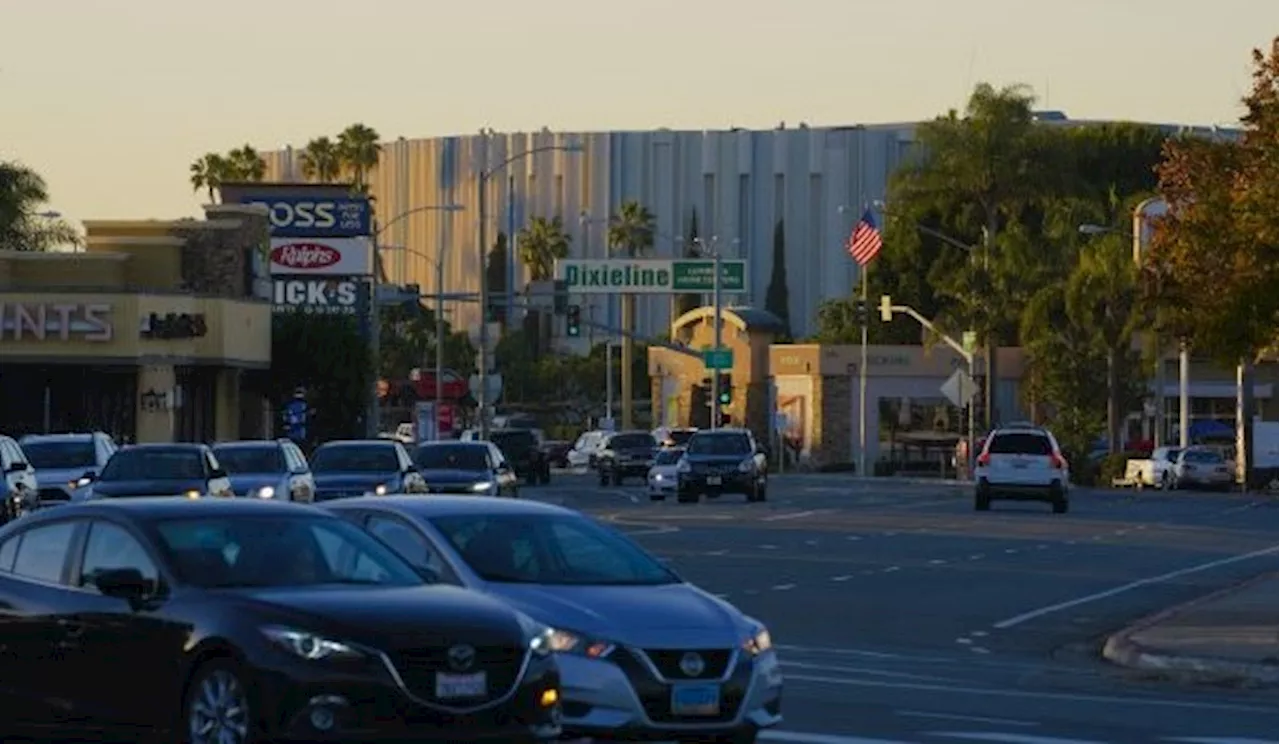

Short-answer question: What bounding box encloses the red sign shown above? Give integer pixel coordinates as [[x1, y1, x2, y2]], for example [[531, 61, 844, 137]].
[[270, 242, 341, 270], [437, 403, 455, 433], [413, 369, 467, 400]]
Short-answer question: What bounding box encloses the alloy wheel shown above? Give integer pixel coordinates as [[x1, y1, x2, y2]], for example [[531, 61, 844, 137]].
[[188, 667, 250, 744]]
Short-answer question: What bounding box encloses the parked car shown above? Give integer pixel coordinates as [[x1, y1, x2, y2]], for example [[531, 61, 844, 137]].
[[18, 431, 116, 505], [647, 446, 685, 501], [322, 496, 782, 744], [566, 430, 606, 470], [84, 443, 233, 500], [211, 439, 315, 501], [0, 434, 37, 523], [974, 423, 1070, 513], [309, 439, 427, 501], [0, 498, 563, 743], [412, 441, 519, 497], [1121, 445, 1182, 489], [490, 429, 551, 485], [676, 429, 768, 503], [1173, 447, 1234, 490], [541, 440, 573, 469], [595, 431, 658, 486]]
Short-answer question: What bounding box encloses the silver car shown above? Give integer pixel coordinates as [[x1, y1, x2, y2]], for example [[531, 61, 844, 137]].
[[210, 439, 316, 501], [1173, 447, 1234, 489], [18, 431, 116, 504], [648, 446, 685, 501], [323, 496, 783, 744]]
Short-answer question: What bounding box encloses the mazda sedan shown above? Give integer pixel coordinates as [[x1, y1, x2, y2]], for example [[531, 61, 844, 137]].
[[323, 496, 782, 744]]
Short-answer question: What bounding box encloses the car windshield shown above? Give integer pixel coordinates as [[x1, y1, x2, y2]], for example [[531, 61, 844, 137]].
[[1159, 448, 1183, 462], [21, 440, 96, 469], [311, 445, 399, 473], [212, 446, 285, 474], [152, 515, 423, 589], [665, 430, 696, 446], [687, 433, 751, 455], [432, 513, 679, 586], [415, 445, 488, 471], [1184, 450, 1224, 464], [491, 431, 536, 451], [988, 433, 1053, 456], [654, 448, 684, 465], [100, 449, 205, 481], [610, 433, 655, 450]]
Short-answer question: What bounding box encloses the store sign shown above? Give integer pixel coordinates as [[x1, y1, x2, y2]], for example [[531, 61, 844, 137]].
[[273, 277, 370, 316], [244, 197, 371, 238], [140, 312, 208, 340], [0, 302, 113, 342], [269, 237, 371, 276]]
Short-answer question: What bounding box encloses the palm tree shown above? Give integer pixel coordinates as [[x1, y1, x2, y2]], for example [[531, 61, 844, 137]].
[[0, 161, 80, 251], [606, 199, 656, 429], [300, 137, 342, 183], [337, 124, 381, 193], [227, 145, 267, 182], [517, 216, 572, 280], [189, 152, 230, 202]]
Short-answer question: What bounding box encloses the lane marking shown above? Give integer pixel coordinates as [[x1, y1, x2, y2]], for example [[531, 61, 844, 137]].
[[847, 535, 863, 541], [760, 544, 779, 550], [929, 559, 947, 565], [883, 566, 901, 573], [776, 644, 904, 659], [926, 733, 1107, 744], [772, 583, 796, 591], [831, 574, 853, 581], [896, 710, 1036, 727], [992, 545, 1279, 629], [760, 731, 908, 744], [706, 549, 729, 555], [762, 509, 832, 522], [970, 646, 990, 654], [955, 637, 973, 645], [969, 554, 985, 560], [1164, 738, 1279, 744], [781, 660, 953, 682]]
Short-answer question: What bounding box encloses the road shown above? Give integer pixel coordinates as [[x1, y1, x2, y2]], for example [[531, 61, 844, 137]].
[[535, 471, 1279, 744]]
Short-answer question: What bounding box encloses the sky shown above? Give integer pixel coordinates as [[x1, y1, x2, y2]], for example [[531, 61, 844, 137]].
[[1, 0, 1274, 227]]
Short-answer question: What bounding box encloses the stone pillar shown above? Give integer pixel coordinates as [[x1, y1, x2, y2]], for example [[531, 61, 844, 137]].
[[136, 364, 176, 443], [215, 368, 242, 442]]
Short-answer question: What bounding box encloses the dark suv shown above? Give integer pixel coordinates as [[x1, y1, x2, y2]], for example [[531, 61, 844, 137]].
[[677, 428, 768, 503], [595, 431, 658, 486], [490, 428, 551, 485]]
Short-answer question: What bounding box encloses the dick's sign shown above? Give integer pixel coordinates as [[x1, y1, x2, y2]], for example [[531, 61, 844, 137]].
[[272, 276, 371, 316]]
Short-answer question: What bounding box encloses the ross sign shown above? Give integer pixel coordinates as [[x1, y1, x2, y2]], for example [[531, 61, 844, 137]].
[[941, 369, 977, 408], [244, 197, 371, 238], [554, 258, 747, 294], [269, 237, 372, 276], [0, 303, 113, 342], [272, 276, 371, 315], [702, 348, 733, 370], [140, 312, 207, 340]]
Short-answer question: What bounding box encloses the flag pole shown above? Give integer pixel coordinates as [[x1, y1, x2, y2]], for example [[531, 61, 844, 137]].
[[859, 254, 869, 478]]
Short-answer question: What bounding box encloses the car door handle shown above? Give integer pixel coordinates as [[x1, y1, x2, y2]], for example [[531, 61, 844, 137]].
[[57, 619, 86, 638]]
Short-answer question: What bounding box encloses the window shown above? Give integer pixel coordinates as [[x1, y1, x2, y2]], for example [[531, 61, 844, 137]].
[[212, 446, 285, 474], [609, 433, 656, 450], [654, 449, 684, 465], [12, 522, 77, 584], [551, 521, 634, 579], [414, 445, 488, 471], [367, 515, 446, 577], [99, 449, 205, 481], [989, 433, 1053, 456], [79, 522, 159, 590], [0, 536, 18, 572], [311, 445, 399, 473], [687, 433, 751, 456], [20, 440, 96, 470]]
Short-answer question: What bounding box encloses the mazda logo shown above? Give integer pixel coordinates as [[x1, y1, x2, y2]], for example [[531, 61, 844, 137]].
[[447, 644, 476, 671], [678, 651, 705, 677]]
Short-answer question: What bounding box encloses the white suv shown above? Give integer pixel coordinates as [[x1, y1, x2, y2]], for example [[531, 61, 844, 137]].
[[974, 423, 1070, 513]]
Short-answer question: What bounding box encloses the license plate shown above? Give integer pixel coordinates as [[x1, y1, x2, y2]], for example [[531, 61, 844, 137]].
[[1011, 461, 1028, 469], [435, 671, 486, 698], [671, 683, 720, 716], [706, 475, 722, 485]]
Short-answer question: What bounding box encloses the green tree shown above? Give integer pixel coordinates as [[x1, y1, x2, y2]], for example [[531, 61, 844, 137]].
[[270, 312, 373, 443], [673, 209, 703, 319], [189, 153, 231, 202], [485, 232, 509, 327], [300, 137, 343, 183], [0, 162, 80, 251], [763, 220, 792, 340], [337, 123, 382, 193], [378, 302, 476, 381], [226, 145, 267, 181], [607, 200, 656, 429], [812, 297, 863, 344], [517, 216, 572, 280]]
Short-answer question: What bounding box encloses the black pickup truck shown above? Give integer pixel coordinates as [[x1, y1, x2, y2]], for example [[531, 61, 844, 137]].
[[490, 428, 552, 485], [595, 430, 658, 486]]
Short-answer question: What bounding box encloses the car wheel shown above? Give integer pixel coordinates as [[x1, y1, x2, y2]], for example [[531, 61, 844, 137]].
[[1160, 472, 1173, 490], [1052, 498, 1069, 514], [599, 472, 609, 487], [184, 660, 256, 744], [611, 472, 623, 486], [974, 492, 991, 511], [650, 492, 665, 501], [677, 490, 699, 503]]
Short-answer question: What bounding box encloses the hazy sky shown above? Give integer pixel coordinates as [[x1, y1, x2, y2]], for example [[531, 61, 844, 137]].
[[1, 0, 1274, 226]]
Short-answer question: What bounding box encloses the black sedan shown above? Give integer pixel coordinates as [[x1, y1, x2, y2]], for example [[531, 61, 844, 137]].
[[310, 439, 428, 501], [0, 499, 562, 743], [412, 442, 519, 497], [85, 443, 235, 500], [677, 429, 768, 503]]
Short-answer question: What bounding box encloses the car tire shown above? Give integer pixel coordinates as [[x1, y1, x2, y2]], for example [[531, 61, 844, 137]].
[[677, 490, 699, 504], [599, 472, 609, 487], [1160, 472, 1173, 490], [611, 472, 623, 486], [974, 492, 991, 511], [183, 660, 257, 744], [1051, 497, 1069, 514], [650, 492, 665, 501]]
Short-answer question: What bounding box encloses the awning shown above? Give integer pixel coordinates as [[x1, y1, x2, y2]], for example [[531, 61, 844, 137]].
[[1157, 383, 1274, 399]]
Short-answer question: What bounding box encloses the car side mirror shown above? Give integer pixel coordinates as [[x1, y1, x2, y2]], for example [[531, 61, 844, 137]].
[[95, 567, 156, 604]]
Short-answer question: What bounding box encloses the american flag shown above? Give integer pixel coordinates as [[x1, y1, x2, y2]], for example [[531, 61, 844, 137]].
[[846, 210, 882, 266]]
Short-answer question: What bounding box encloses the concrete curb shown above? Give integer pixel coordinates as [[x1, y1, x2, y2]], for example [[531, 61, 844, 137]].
[[1101, 573, 1279, 688]]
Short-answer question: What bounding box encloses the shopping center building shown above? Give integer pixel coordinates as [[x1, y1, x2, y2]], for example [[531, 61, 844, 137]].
[[0, 205, 273, 443]]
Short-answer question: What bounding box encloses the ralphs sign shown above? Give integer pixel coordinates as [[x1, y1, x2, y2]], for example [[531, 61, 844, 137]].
[[269, 237, 372, 276], [244, 196, 371, 237]]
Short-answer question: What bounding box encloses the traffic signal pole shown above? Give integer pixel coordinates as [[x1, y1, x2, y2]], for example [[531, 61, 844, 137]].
[[710, 250, 723, 431]]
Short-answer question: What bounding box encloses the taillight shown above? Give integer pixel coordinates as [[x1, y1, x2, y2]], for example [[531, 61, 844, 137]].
[[1050, 453, 1066, 469], [976, 453, 991, 467]]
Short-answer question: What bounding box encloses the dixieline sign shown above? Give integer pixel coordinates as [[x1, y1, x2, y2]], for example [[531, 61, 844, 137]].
[[0, 303, 113, 341], [554, 258, 748, 294]]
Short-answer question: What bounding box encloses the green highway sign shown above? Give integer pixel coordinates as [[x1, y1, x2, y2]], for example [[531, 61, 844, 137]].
[[554, 258, 747, 294], [702, 348, 733, 369]]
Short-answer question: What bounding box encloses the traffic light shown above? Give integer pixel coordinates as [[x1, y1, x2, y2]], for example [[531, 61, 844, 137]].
[[855, 298, 868, 326], [566, 304, 582, 337], [717, 372, 732, 406], [879, 294, 894, 322]]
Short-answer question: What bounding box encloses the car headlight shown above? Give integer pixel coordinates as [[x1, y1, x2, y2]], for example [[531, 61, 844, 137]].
[[544, 628, 615, 659], [738, 458, 755, 473], [72, 476, 93, 488], [262, 626, 364, 661], [651, 472, 664, 481], [676, 458, 691, 473], [742, 623, 773, 656], [373, 483, 388, 496], [184, 489, 201, 499], [471, 481, 494, 493], [256, 486, 275, 499]]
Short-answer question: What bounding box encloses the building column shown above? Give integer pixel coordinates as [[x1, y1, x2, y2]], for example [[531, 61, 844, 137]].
[[136, 364, 176, 443], [215, 368, 242, 442]]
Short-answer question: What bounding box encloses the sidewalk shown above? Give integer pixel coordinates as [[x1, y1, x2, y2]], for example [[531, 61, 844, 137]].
[[1102, 572, 1279, 687]]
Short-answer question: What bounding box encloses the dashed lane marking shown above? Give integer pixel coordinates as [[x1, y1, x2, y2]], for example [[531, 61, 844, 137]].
[[926, 733, 1107, 743], [831, 574, 854, 581], [896, 710, 1036, 727], [760, 731, 908, 744], [762, 509, 834, 522], [772, 583, 796, 591]]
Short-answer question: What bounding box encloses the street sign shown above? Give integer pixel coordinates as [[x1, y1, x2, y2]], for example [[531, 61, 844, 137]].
[[773, 411, 790, 431], [962, 330, 978, 354], [553, 258, 747, 294], [941, 369, 977, 408], [702, 348, 733, 369], [468, 374, 503, 403], [670, 260, 746, 292]]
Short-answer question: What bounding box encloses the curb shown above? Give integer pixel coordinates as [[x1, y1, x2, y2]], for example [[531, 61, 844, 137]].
[[1101, 573, 1279, 688]]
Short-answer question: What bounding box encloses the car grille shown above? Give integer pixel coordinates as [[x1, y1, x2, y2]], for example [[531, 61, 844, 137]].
[[642, 648, 732, 680], [389, 645, 525, 704], [314, 490, 365, 501], [36, 488, 72, 503], [428, 484, 478, 494], [693, 464, 738, 476], [614, 649, 746, 724]]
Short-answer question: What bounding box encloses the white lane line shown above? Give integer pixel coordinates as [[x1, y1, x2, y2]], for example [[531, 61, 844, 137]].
[[760, 544, 779, 550], [970, 646, 990, 654], [969, 554, 985, 560], [883, 566, 901, 573], [760, 731, 908, 744], [1035, 544, 1048, 550], [775, 643, 904, 659], [781, 660, 953, 682], [896, 710, 1036, 727], [926, 733, 1106, 744], [883, 531, 899, 536], [955, 637, 973, 645], [706, 549, 729, 555], [762, 509, 831, 522], [831, 574, 854, 581], [992, 545, 1280, 629], [714, 593, 731, 599], [929, 559, 947, 565], [772, 583, 796, 591], [1004, 548, 1018, 554], [847, 535, 863, 541], [805, 539, 819, 545], [970, 630, 988, 637]]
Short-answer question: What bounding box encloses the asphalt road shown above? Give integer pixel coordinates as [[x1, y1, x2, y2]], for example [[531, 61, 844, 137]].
[[534, 470, 1280, 744]]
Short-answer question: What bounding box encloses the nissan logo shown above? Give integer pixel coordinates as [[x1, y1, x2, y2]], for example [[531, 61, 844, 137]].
[[447, 644, 476, 671], [678, 651, 706, 677]]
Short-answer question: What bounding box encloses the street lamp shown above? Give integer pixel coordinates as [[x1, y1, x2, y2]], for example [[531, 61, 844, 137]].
[[477, 142, 583, 438], [369, 203, 464, 437]]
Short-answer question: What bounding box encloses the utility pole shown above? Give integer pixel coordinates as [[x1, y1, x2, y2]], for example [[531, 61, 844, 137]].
[[710, 244, 723, 431], [476, 141, 491, 439], [368, 218, 381, 438]]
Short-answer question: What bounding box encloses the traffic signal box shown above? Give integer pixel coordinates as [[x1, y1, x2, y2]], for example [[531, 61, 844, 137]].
[[566, 304, 582, 337]]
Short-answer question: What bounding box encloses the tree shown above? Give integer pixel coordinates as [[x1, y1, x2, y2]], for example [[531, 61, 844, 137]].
[[607, 199, 656, 429], [485, 232, 509, 327], [300, 137, 342, 183], [378, 302, 475, 381], [0, 162, 80, 252], [673, 209, 703, 319], [226, 145, 267, 182], [337, 124, 381, 193], [812, 297, 863, 344], [270, 312, 373, 444], [189, 153, 231, 202], [517, 216, 572, 280], [763, 220, 792, 340]]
